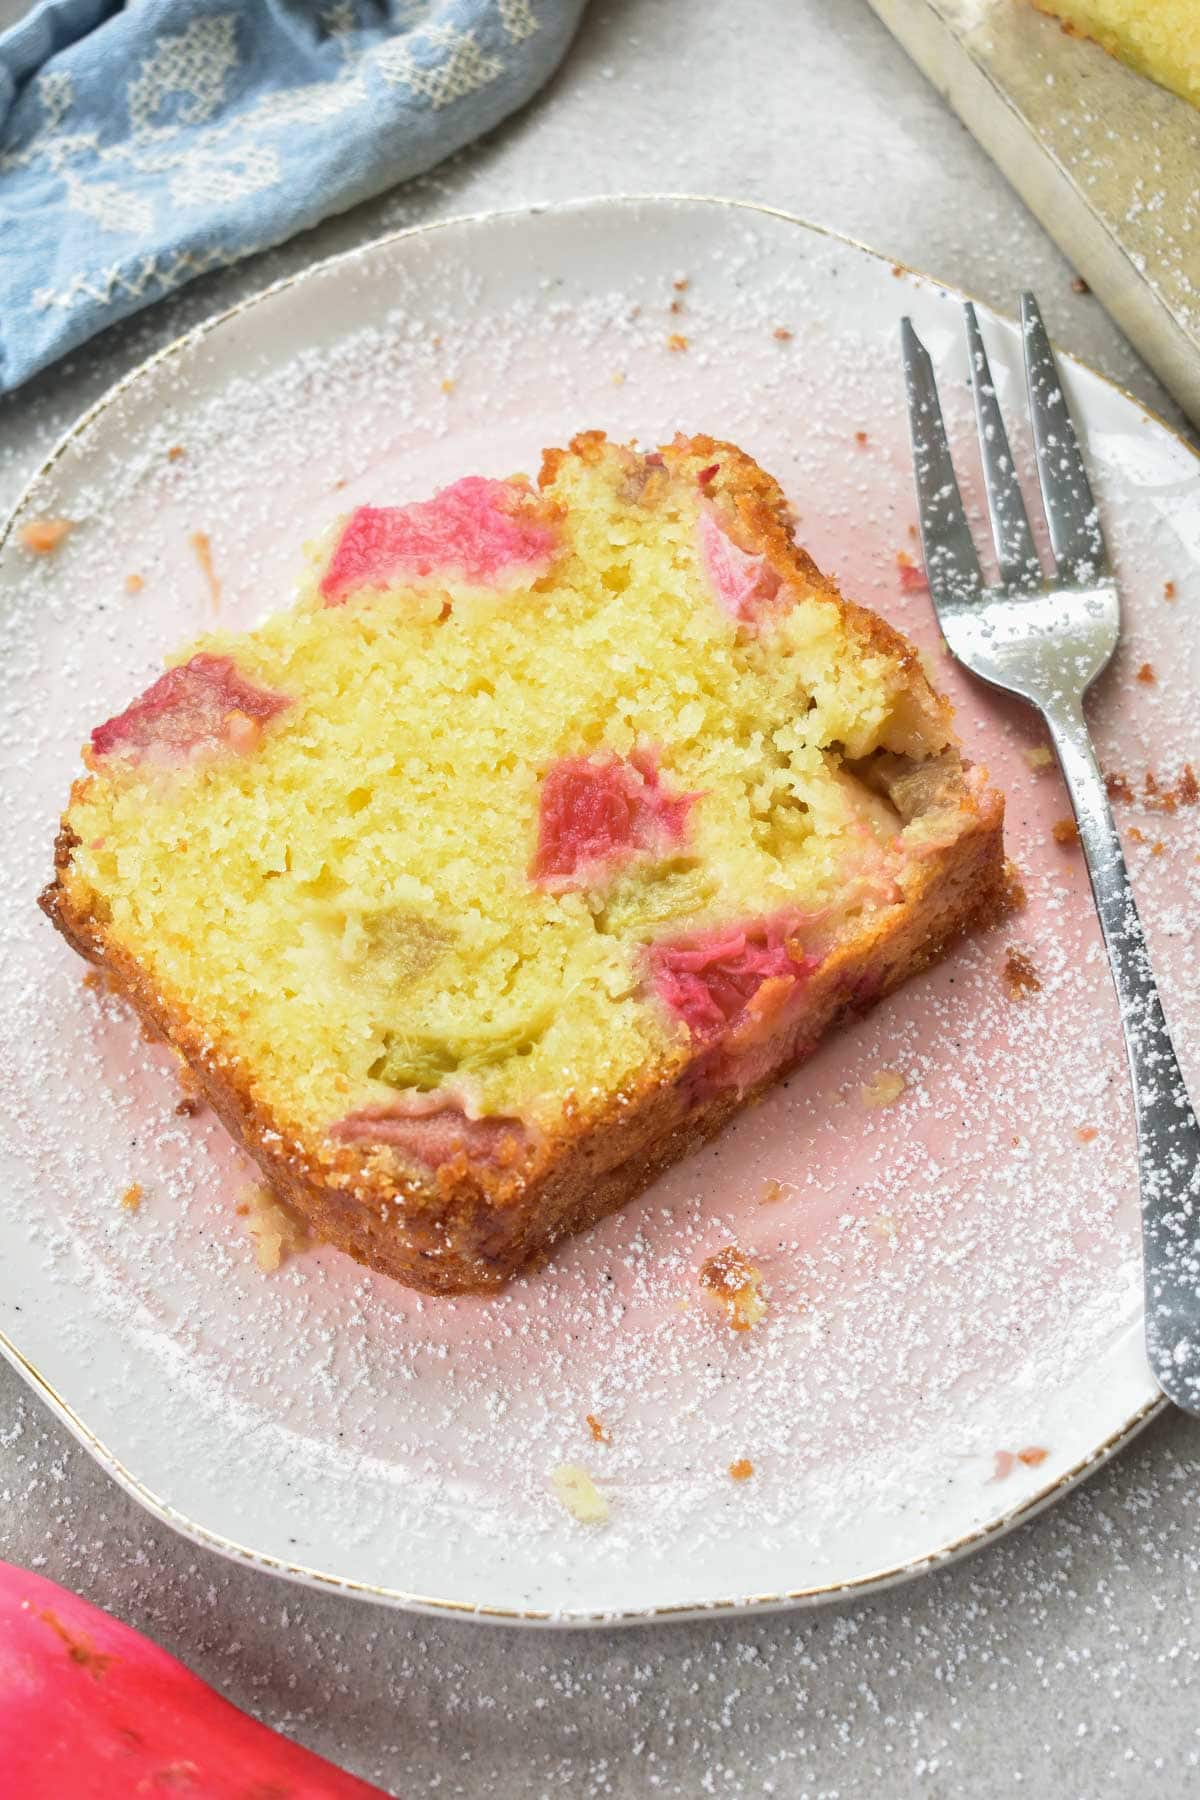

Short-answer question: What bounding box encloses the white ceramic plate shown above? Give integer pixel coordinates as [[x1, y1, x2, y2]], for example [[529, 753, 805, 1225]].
[[2, 197, 1197, 1624]]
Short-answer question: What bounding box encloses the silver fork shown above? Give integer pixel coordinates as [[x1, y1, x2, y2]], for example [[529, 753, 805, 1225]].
[[900, 294, 1200, 1416]]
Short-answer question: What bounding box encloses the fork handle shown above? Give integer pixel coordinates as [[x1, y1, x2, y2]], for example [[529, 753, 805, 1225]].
[[1047, 701, 1200, 1414]]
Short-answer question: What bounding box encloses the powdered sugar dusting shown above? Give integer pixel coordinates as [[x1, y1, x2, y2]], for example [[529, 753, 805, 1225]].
[[0, 201, 1196, 1617]]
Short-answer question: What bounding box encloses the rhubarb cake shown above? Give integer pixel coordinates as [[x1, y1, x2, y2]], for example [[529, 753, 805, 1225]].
[[1031, 1, 1199, 108], [42, 432, 1005, 1294]]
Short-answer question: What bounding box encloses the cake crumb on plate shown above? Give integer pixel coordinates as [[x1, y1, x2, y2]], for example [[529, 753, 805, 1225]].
[[119, 1183, 143, 1214], [861, 1068, 905, 1108], [550, 1464, 609, 1524], [19, 518, 72, 555], [237, 1184, 309, 1273], [699, 1245, 767, 1331], [1002, 947, 1042, 1000]]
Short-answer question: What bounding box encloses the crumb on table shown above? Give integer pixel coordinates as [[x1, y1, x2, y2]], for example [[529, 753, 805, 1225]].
[[699, 1245, 767, 1332], [550, 1464, 609, 1524], [120, 1183, 143, 1215], [860, 1068, 906, 1109], [19, 518, 73, 555], [1002, 947, 1041, 1000], [729, 1459, 754, 1482], [1051, 817, 1078, 846], [237, 1183, 309, 1273]]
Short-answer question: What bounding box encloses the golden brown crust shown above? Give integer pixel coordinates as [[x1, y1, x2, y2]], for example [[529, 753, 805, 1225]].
[[41, 781, 1004, 1297], [40, 434, 1006, 1296]]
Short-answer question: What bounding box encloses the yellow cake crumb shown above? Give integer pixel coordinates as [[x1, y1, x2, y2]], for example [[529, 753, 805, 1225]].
[[1023, 745, 1054, 771], [550, 1463, 609, 1524], [729, 1458, 754, 1481], [861, 1067, 905, 1108], [120, 1183, 143, 1214], [760, 1177, 795, 1206], [237, 1183, 310, 1272], [586, 1413, 611, 1445], [699, 1245, 767, 1331]]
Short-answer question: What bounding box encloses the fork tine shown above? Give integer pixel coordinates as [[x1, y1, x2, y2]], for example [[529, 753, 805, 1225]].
[[899, 318, 984, 610], [963, 302, 1042, 594], [1020, 292, 1110, 583]]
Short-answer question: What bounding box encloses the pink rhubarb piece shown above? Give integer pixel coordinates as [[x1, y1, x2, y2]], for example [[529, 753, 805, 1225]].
[[531, 751, 697, 886], [698, 509, 782, 624], [90, 653, 289, 764], [332, 1102, 526, 1170], [320, 476, 559, 604], [650, 916, 819, 1042]]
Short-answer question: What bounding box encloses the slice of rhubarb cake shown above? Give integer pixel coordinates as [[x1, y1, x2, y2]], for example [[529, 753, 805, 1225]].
[[42, 431, 1004, 1293]]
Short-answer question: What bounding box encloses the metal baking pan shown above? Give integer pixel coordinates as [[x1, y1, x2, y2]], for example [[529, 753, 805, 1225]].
[[865, 0, 1200, 425]]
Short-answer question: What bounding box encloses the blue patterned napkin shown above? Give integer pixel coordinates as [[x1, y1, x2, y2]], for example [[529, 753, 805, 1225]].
[[0, 0, 585, 391]]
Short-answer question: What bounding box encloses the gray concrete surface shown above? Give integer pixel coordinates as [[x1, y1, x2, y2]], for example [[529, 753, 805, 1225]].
[[3, 2, 1199, 1793]]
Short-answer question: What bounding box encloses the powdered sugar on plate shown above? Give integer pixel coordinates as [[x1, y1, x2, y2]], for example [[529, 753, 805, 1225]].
[[0, 199, 1195, 1618]]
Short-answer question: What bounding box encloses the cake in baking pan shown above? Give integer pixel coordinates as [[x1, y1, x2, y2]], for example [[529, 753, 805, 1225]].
[[1032, 0, 1199, 108]]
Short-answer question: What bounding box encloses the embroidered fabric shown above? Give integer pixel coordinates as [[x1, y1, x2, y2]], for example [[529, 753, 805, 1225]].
[[0, 0, 586, 390]]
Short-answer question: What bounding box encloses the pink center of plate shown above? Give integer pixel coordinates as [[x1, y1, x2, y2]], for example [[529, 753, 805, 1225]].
[[650, 916, 819, 1041], [530, 750, 698, 885], [698, 509, 782, 623], [90, 654, 289, 764], [319, 477, 559, 604]]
